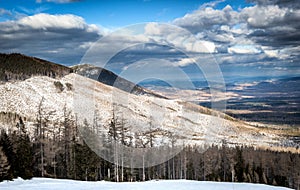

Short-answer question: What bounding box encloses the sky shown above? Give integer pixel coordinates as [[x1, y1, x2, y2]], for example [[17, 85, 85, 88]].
[[0, 0, 299, 83]]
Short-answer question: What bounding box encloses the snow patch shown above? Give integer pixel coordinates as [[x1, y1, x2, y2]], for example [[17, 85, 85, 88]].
[[0, 178, 292, 190]]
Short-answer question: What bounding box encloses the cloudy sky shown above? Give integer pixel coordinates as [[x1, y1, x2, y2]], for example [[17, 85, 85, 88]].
[[0, 0, 299, 82]]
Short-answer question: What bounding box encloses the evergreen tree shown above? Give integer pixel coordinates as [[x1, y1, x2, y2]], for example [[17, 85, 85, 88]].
[[15, 134, 33, 179], [0, 146, 11, 182], [74, 141, 100, 181], [234, 147, 245, 182], [0, 130, 15, 178]]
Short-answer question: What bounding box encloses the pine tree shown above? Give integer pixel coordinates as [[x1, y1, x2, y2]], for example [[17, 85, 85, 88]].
[[0, 130, 15, 179], [15, 134, 33, 179], [0, 146, 11, 181], [62, 106, 75, 179], [74, 141, 100, 181], [234, 147, 245, 182]]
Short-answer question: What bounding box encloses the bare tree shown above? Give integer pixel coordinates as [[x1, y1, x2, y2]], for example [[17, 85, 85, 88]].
[[35, 97, 55, 177], [62, 105, 76, 178]]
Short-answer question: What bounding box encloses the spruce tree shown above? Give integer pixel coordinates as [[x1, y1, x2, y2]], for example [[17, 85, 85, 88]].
[[234, 147, 245, 182], [0, 146, 11, 181], [0, 130, 15, 179], [15, 134, 33, 179]]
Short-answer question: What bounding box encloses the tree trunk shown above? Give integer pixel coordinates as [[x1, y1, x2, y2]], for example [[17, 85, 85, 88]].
[[142, 155, 145, 181], [121, 155, 124, 182], [85, 168, 88, 181]]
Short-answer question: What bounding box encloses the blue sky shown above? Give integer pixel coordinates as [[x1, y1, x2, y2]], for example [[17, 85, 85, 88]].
[[0, 0, 299, 82], [0, 0, 248, 27]]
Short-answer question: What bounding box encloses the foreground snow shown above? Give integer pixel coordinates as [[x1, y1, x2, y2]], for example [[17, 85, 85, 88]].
[[0, 178, 292, 190]]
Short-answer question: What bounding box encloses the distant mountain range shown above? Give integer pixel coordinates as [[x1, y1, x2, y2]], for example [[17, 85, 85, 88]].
[[139, 69, 300, 126]]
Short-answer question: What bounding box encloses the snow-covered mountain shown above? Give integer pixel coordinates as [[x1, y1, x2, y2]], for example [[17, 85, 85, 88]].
[[0, 53, 298, 154], [0, 71, 296, 151]]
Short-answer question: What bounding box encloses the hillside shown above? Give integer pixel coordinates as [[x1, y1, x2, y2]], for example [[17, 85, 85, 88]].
[[0, 54, 299, 189], [0, 71, 297, 150], [73, 64, 166, 98], [0, 53, 72, 82], [0, 53, 165, 98], [0, 53, 298, 150]]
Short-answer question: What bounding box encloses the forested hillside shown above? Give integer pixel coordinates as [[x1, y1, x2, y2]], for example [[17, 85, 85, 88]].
[[0, 53, 72, 82]]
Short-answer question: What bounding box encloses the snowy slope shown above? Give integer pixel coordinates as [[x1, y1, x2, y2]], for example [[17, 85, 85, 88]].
[[0, 178, 292, 190], [0, 73, 293, 150]]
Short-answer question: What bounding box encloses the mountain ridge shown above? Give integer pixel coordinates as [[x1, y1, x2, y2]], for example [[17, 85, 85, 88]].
[[0, 53, 166, 99], [72, 64, 167, 99], [0, 53, 72, 82]]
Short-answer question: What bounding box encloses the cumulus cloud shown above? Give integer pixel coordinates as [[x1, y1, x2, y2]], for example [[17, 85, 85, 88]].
[[241, 5, 287, 28], [144, 22, 216, 53], [16, 13, 98, 31], [242, 4, 300, 47], [182, 2, 297, 39], [0, 13, 102, 65], [173, 5, 239, 34], [174, 0, 300, 49], [171, 0, 300, 80]]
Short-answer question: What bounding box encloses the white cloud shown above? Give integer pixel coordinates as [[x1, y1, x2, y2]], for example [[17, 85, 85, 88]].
[[176, 58, 196, 67], [241, 5, 287, 28], [144, 23, 216, 53], [0, 13, 102, 65], [263, 49, 279, 58], [17, 13, 98, 32], [173, 5, 239, 33], [228, 45, 261, 54], [207, 31, 234, 43], [144, 22, 161, 35], [190, 40, 216, 53], [0, 13, 103, 35], [171, 0, 300, 71], [0, 8, 12, 16], [199, 0, 225, 9], [262, 46, 299, 60], [274, 66, 287, 71]]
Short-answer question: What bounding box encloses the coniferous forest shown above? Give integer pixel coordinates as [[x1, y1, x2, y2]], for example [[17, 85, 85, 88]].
[[0, 113, 299, 189]]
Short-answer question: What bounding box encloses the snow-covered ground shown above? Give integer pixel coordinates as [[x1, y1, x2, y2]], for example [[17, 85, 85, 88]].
[[0, 73, 283, 148], [0, 178, 292, 190]]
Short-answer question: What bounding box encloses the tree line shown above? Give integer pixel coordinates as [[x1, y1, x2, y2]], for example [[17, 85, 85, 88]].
[[0, 102, 299, 189]]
